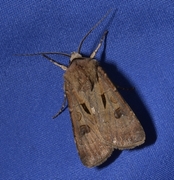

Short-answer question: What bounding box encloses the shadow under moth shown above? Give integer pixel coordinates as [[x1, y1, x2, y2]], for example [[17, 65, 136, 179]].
[[22, 11, 145, 167]]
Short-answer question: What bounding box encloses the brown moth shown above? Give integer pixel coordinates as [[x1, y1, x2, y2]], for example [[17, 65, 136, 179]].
[[23, 11, 145, 167]]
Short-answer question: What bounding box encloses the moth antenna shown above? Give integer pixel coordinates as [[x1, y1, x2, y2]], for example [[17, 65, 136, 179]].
[[90, 30, 108, 58], [15, 52, 71, 58], [42, 54, 67, 70], [16, 52, 69, 70], [77, 9, 112, 53]]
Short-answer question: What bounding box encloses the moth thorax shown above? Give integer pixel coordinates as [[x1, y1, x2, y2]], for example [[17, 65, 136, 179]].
[[70, 52, 82, 62]]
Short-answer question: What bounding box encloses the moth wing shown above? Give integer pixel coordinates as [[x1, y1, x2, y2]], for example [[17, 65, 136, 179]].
[[65, 79, 113, 167], [97, 66, 145, 149]]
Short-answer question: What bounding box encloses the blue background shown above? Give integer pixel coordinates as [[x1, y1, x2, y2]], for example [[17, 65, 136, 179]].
[[1, 0, 174, 179]]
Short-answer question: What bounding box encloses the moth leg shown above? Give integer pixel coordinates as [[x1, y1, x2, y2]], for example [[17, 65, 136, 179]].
[[42, 54, 67, 71], [90, 30, 108, 59], [52, 93, 67, 119], [116, 85, 134, 91]]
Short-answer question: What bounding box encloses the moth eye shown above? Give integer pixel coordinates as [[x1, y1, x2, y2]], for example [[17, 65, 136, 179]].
[[101, 94, 106, 108], [79, 125, 90, 136], [81, 103, 91, 114], [114, 107, 123, 119]]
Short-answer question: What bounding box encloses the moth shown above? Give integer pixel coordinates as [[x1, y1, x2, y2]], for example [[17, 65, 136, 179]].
[[22, 11, 145, 167]]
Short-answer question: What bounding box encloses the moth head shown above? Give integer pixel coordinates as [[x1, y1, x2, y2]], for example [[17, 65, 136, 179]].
[[70, 52, 82, 62]]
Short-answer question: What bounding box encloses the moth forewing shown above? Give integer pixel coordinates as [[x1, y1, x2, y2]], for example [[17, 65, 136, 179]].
[[97, 67, 145, 149], [64, 57, 114, 167]]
